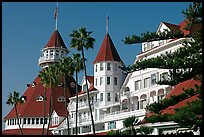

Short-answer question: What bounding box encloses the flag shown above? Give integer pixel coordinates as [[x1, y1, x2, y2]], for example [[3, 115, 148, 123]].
[[54, 6, 58, 20]]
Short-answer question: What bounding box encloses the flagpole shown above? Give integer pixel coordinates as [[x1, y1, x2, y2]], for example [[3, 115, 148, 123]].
[[106, 14, 109, 34], [55, 2, 58, 30]]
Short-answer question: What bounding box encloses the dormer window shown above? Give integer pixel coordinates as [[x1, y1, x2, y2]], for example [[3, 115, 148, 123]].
[[36, 95, 44, 101], [58, 96, 65, 102], [32, 82, 36, 87], [70, 82, 76, 88], [21, 96, 27, 102]]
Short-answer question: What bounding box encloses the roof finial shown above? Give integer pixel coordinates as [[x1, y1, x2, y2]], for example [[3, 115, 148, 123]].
[[54, 2, 58, 30], [106, 14, 109, 34]]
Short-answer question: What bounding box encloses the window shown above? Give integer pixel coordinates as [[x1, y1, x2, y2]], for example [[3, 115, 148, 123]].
[[100, 93, 103, 101], [108, 121, 116, 129], [44, 118, 47, 124], [115, 64, 117, 71], [160, 72, 168, 81], [23, 118, 27, 124], [36, 95, 43, 101], [19, 118, 21, 124], [114, 77, 117, 85], [36, 118, 39, 124], [151, 73, 157, 85], [135, 80, 141, 90], [32, 118, 35, 124], [115, 93, 118, 102], [140, 99, 147, 109], [107, 63, 111, 70], [95, 94, 97, 101], [95, 65, 97, 72], [100, 63, 103, 71], [107, 77, 110, 85], [27, 118, 31, 124], [107, 93, 111, 101], [40, 118, 43, 124], [144, 77, 150, 88], [100, 77, 103, 85], [95, 78, 97, 86], [58, 96, 65, 102], [83, 85, 87, 92]]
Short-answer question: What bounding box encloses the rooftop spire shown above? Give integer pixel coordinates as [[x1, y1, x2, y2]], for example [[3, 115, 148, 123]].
[[106, 14, 109, 34], [54, 2, 58, 30]]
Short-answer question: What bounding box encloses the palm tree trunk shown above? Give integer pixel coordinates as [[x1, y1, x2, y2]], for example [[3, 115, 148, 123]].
[[14, 104, 23, 135], [75, 71, 79, 135], [64, 75, 70, 135], [42, 88, 46, 135], [46, 87, 53, 135], [81, 46, 95, 134]]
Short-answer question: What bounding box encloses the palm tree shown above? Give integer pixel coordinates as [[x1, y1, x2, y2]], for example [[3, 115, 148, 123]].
[[70, 27, 96, 134], [58, 57, 75, 135], [137, 126, 154, 135], [6, 91, 24, 135], [123, 116, 138, 135], [39, 69, 50, 135], [72, 53, 84, 135], [39, 64, 61, 135]]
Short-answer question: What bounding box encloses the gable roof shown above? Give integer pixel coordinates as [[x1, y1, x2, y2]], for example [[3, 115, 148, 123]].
[[93, 33, 123, 64], [44, 30, 67, 49], [4, 74, 78, 119]]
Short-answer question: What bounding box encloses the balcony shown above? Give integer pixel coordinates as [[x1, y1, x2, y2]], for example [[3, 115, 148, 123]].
[[38, 55, 61, 65]]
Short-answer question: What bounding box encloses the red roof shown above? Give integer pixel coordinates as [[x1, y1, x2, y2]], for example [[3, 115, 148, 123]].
[[163, 20, 202, 36], [144, 79, 201, 122], [161, 94, 199, 114], [86, 76, 94, 84], [2, 128, 53, 135], [165, 78, 201, 99], [4, 75, 77, 119], [44, 30, 67, 49], [93, 33, 123, 64]]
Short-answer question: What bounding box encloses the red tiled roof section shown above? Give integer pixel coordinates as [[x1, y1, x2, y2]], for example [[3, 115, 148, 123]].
[[165, 78, 201, 99], [161, 94, 199, 115], [44, 30, 67, 49], [86, 76, 94, 84], [4, 74, 77, 119], [2, 128, 53, 135], [93, 33, 123, 64], [178, 20, 202, 35]]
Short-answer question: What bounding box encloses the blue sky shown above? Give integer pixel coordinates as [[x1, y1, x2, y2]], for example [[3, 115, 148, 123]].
[[2, 2, 192, 130]]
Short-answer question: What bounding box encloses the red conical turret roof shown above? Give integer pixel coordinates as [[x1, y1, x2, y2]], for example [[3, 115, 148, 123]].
[[44, 30, 67, 49], [93, 33, 123, 64]]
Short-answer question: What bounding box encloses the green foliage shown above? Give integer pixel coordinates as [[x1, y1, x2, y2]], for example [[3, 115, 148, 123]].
[[121, 2, 202, 86], [6, 91, 24, 105], [146, 84, 200, 114], [107, 130, 121, 135], [137, 126, 154, 135], [146, 114, 173, 123], [173, 99, 202, 128], [123, 116, 137, 128], [123, 29, 185, 44]]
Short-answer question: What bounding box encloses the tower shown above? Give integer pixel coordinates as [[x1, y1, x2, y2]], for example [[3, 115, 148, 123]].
[[93, 32, 126, 107], [38, 30, 68, 68]]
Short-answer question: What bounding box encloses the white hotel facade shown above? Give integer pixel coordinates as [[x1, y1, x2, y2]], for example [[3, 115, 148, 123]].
[[50, 21, 193, 135], [3, 19, 200, 135]]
